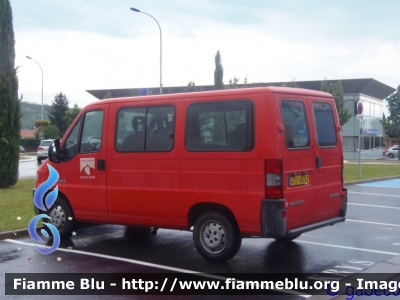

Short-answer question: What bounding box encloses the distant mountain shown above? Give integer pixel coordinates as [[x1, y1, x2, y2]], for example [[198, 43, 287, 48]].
[[20, 102, 51, 129]]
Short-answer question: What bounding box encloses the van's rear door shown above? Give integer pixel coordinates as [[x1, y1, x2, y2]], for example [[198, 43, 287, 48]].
[[309, 99, 343, 221], [276, 95, 317, 229]]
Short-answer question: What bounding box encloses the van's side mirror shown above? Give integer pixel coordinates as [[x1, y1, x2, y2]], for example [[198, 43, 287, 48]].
[[48, 139, 63, 163]]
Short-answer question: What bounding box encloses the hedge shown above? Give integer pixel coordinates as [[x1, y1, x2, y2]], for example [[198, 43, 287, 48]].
[[20, 138, 39, 151]]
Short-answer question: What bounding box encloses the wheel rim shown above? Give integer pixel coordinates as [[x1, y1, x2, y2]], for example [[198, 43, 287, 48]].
[[48, 206, 66, 230], [200, 220, 227, 254]]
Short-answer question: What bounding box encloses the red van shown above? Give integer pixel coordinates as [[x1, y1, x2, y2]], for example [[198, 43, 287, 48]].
[[34, 87, 347, 262]]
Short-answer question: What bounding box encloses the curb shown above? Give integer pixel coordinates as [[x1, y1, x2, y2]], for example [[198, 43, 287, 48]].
[[19, 156, 36, 163], [345, 175, 400, 186], [0, 228, 31, 240]]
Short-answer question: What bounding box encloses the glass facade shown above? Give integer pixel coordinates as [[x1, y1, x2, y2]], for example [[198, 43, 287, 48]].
[[342, 97, 384, 159]]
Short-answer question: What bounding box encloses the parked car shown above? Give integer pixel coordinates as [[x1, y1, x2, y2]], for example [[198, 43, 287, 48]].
[[19, 145, 25, 153], [386, 146, 399, 159], [36, 139, 54, 163]]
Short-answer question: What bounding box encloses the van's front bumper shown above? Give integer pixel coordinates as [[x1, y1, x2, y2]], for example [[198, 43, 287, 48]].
[[261, 191, 347, 238]]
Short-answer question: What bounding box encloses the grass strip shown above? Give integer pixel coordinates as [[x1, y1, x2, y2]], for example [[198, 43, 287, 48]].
[[0, 179, 36, 232]]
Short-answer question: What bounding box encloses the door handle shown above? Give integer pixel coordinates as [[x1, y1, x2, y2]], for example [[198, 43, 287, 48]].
[[316, 156, 322, 168], [97, 159, 106, 171]]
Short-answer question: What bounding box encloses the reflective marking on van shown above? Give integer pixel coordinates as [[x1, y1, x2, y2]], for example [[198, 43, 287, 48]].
[[346, 219, 400, 227], [297, 240, 400, 256], [348, 203, 400, 210], [348, 192, 400, 198]]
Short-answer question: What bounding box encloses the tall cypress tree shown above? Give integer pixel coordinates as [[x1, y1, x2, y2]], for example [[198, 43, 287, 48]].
[[48, 92, 69, 136], [0, 0, 20, 188], [214, 50, 224, 90]]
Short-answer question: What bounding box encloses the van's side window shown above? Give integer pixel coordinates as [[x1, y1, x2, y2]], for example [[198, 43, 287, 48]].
[[116, 105, 175, 152], [64, 118, 81, 160], [280, 100, 310, 149], [185, 101, 253, 151], [313, 102, 337, 147], [79, 110, 104, 153]]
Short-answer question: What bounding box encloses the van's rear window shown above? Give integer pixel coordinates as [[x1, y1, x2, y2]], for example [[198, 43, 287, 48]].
[[185, 100, 253, 151], [280, 100, 310, 149], [313, 102, 337, 147]]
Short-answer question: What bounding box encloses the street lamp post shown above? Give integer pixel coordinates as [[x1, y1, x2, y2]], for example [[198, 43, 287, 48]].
[[130, 7, 162, 94], [26, 56, 44, 141]]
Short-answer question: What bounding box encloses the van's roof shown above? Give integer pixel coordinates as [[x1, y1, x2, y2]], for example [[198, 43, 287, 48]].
[[86, 86, 333, 108]]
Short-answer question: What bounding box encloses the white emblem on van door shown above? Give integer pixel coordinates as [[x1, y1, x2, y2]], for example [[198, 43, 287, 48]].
[[80, 158, 96, 179], [330, 192, 339, 198]]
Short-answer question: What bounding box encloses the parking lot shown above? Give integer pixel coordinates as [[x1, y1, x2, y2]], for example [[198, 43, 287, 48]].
[[1, 178, 400, 299]]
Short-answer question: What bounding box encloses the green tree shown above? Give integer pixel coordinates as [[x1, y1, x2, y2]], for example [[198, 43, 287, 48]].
[[64, 103, 81, 128], [383, 85, 400, 159], [43, 125, 60, 139], [282, 78, 299, 88], [228, 77, 240, 89], [0, 0, 20, 188], [320, 79, 351, 126], [185, 81, 197, 92], [34, 120, 50, 129], [214, 50, 224, 90], [48, 92, 69, 136], [33, 120, 50, 142], [103, 92, 112, 99]]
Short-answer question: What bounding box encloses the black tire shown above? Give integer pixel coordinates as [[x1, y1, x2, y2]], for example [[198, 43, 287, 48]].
[[388, 153, 395, 158], [46, 197, 76, 238], [193, 211, 241, 262], [274, 233, 301, 243]]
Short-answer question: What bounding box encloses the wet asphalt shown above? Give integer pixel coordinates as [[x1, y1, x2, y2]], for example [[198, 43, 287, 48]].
[[2, 158, 400, 299]]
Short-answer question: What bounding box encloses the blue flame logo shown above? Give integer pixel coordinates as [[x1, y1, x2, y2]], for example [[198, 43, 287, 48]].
[[28, 165, 61, 254]]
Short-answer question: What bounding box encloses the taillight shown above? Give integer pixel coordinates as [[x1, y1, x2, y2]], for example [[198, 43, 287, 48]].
[[38, 147, 44, 150], [265, 159, 284, 199]]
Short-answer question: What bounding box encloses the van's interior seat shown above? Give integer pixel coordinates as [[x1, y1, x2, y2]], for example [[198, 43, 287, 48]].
[[120, 116, 145, 151], [147, 126, 172, 151], [230, 123, 246, 149]]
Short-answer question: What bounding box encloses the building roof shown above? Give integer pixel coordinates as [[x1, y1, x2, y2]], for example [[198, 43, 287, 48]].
[[86, 78, 395, 101], [20, 129, 35, 138]]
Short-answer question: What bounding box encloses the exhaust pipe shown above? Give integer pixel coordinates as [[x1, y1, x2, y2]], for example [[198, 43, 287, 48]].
[[151, 227, 159, 236]]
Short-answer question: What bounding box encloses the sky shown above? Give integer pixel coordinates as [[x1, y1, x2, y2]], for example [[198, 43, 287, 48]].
[[10, 0, 400, 109]]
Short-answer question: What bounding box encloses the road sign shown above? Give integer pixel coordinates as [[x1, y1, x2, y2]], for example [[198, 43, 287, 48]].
[[357, 100, 363, 115]]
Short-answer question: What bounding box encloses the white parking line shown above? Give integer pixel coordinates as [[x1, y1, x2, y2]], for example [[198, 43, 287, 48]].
[[346, 219, 400, 227], [296, 240, 399, 256], [348, 192, 400, 198], [348, 203, 400, 210], [3, 239, 311, 298]]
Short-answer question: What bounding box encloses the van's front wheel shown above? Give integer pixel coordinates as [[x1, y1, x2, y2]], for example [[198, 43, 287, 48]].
[[193, 212, 241, 262], [46, 197, 76, 238]]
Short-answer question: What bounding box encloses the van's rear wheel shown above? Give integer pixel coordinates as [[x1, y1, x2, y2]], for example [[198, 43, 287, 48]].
[[45, 197, 76, 238], [193, 212, 241, 262], [274, 233, 301, 243]]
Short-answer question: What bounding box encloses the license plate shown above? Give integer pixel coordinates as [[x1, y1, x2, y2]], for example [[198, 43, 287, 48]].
[[289, 175, 309, 186]]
